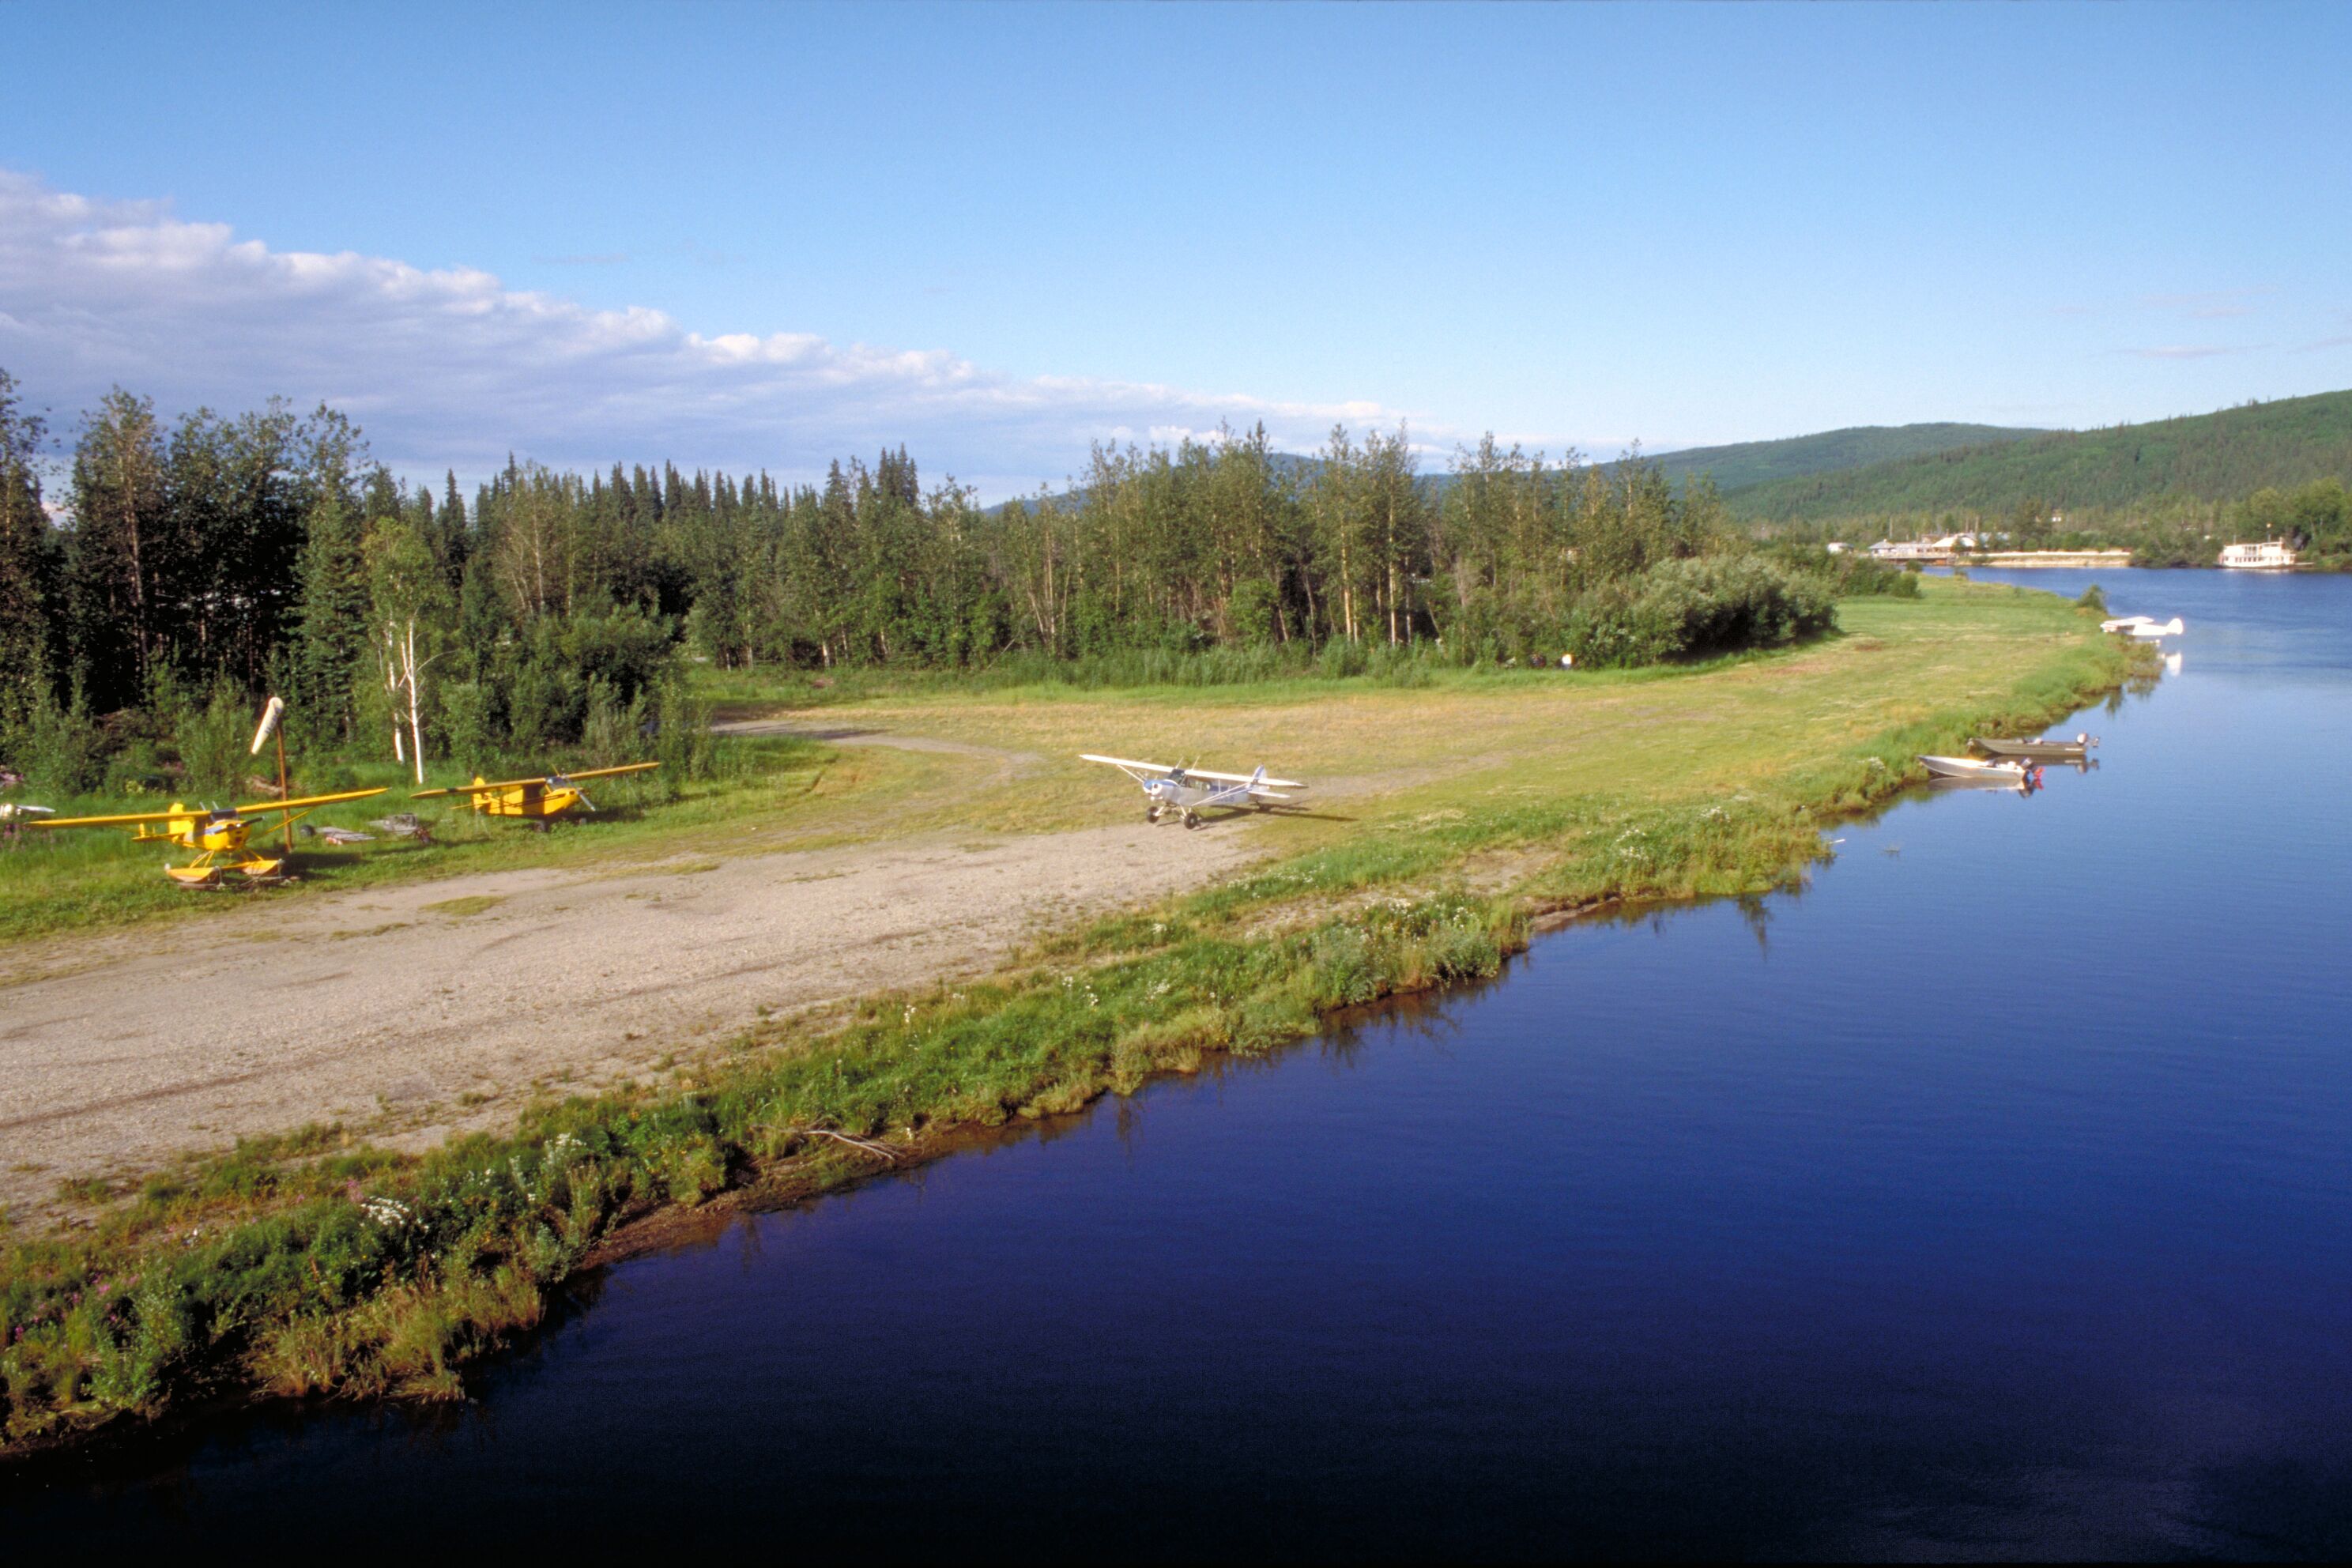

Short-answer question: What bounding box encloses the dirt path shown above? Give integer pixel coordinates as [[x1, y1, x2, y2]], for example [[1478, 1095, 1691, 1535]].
[[711, 714, 1042, 769], [0, 820, 1257, 1219]]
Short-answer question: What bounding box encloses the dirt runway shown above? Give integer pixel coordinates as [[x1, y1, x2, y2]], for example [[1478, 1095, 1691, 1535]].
[[0, 822, 1255, 1219]]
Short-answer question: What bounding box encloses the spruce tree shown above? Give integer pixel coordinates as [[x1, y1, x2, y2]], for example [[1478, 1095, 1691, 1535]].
[[293, 492, 368, 743], [0, 369, 58, 737]]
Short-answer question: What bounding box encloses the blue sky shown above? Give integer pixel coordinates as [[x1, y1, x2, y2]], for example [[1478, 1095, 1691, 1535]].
[[4, 1, 2349, 495]]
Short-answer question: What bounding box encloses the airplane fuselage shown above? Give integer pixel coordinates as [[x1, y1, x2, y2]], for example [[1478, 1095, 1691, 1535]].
[[458, 778, 587, 819], [134, 806, 251, 855]]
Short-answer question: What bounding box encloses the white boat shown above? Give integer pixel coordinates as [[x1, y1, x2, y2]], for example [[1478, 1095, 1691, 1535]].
[[1918, 754, 2032, 782], [2101, 614, 2184, 640], [2219, 540, 2296, 570]]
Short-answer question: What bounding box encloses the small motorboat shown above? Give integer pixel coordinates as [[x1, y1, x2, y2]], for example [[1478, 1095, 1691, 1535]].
[[1972, 733, 2097, 762], [1919, 754, 2035, 783], [2101, 614, 2184, 640]]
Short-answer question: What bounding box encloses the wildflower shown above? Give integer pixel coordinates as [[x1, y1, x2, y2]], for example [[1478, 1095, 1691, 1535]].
[[361, 1196, 417, 1232]]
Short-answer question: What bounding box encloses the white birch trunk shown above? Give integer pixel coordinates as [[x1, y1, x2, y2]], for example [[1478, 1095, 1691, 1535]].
[[401, 619, 428, 786]]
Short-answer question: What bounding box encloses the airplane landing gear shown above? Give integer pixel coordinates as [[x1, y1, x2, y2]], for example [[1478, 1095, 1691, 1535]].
[[1147, 804, 1163, 824], [1183, 810, 1202, 830]]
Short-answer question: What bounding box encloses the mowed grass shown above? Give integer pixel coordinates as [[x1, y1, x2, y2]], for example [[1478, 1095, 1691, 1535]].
[[715, 579, 2116, 869]]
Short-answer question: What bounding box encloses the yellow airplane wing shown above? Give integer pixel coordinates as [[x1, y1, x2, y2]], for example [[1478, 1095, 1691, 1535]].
[[411, 777, 536, 800], [412, 762, 658, 799], [549, 761, 662, 783], [31, 805, 207, 829], [235, 787, 390, 816]]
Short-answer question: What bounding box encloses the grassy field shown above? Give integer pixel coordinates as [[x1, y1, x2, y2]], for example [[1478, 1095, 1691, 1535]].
[[0, 579, 2139, 1457], [6, 578, 2100, 948], [702, 579, 2123, 888]]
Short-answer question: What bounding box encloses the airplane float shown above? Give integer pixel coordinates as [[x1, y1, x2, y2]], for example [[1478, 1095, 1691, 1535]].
[[411, 761, 661, 826], [1080, 754, 1304, 829]]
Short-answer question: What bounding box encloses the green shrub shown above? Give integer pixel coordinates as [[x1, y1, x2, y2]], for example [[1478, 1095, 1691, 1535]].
[[1566, 556, 1836, 668], [438, 679, 496, 774], [18, 683, 107, 793], [174, 680, 255, 798]]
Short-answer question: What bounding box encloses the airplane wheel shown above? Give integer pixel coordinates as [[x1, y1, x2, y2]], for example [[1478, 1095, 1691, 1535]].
[[1184, 812, 1201, 830], [1147, 805, 1161, 823]]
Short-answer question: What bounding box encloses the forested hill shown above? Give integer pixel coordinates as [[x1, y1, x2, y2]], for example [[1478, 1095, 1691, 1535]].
[[1607, 423, 2042, 494], [1021, 424, 2037, 514], [1723, 388, 2352, 523]]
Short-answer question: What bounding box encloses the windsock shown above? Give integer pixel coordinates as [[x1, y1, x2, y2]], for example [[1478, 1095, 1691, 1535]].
[[250, 695, 287, 756]]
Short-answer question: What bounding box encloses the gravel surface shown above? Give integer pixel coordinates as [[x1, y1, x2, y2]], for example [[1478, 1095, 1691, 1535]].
[[0, 822, 1256, 1219]]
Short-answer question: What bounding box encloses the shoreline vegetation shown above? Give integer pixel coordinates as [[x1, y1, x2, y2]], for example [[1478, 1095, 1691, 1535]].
[[0, 580, 2143, 1464]]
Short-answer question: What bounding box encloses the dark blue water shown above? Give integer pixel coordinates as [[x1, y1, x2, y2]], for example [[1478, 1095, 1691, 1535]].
[[12, 570, 2352, 1559]]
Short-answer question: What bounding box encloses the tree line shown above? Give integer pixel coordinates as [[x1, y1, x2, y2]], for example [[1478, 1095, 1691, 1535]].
[[2, 366, 1832, 792]]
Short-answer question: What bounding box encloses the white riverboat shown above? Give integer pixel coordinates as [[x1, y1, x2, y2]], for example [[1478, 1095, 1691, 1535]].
[[2219, 540, 2297, 570]]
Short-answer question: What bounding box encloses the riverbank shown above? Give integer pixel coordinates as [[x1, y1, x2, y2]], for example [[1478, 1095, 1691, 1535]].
[[0, 581, 2141, 1461]]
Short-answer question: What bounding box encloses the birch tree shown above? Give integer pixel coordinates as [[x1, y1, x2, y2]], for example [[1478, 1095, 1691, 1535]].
[[365, 513, 450, 783]]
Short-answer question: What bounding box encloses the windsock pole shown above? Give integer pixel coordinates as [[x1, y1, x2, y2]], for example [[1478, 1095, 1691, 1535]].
[[251, 696, 291, 852]]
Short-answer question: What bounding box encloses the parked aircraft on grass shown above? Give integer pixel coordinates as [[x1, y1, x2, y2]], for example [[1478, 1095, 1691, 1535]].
[[1080, 755, 1305, 829]]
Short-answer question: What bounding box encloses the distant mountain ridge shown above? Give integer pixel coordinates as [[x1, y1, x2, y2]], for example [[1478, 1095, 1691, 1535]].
[[1721, 388, 2352, 522], [997, 423, 2044, 512], [1605, 423, 2045, 495], [1001, 392, 2352, 522]]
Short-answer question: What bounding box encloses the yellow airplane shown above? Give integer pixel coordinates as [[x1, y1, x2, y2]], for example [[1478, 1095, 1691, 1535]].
[[411, 761, 660, 824], [32, 788, 390, 887]]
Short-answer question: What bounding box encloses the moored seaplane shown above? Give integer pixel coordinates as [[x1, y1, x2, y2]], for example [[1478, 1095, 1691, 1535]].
[[411, 760, 661, 826], [2101, 614, 2185, 640], [1081, 754, 1304, 829], [30, 788, 390, 886]]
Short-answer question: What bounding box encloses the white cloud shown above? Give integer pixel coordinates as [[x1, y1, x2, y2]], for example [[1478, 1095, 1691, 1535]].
[[0, 168, 1415, 497]]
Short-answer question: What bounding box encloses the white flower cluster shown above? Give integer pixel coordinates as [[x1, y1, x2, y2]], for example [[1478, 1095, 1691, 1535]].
[[361, 1196, 417, 1231]]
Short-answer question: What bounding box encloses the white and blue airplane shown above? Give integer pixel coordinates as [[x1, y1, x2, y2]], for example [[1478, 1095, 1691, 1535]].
[[1081, 755, 1306, 829]]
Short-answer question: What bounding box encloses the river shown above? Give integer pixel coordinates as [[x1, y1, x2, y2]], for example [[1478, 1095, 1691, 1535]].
[[9, 568, 2351, 1559]]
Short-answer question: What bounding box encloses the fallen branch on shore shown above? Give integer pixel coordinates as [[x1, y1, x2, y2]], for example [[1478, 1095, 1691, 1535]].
[[799, 1126, 902, 1163]]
